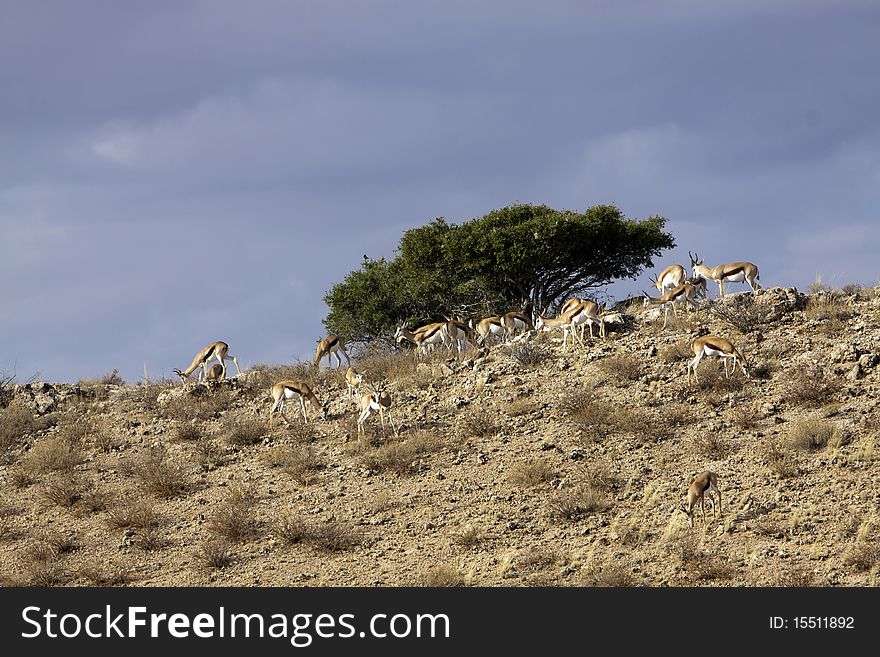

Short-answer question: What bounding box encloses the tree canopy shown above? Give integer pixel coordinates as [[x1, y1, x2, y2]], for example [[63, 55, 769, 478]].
[[323, 203, 674, 345]]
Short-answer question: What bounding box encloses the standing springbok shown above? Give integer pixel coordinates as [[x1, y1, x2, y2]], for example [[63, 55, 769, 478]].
[[564, 299, 606, 341], [689, 252, 760, 297], [680, 471, 721, 528], [315, 335, 351, 368], [651, 264, 687, 293], [535, 313, 578, 351], [268, 380, 327, 426], [174, 341, 241, 383], [356, 385, 397, 439], [470, 316, 506, 345], [442, 320, 474, 354], [345, 366, 364, 401], [686, 334, 749, 382], [642, 283, 701, 328]]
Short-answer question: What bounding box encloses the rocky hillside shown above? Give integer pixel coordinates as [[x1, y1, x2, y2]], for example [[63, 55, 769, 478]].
[[1, 285, 879, 586]]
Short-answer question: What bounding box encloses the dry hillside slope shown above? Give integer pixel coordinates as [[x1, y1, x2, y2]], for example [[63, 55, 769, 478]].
[[1, 285, 879, 586]]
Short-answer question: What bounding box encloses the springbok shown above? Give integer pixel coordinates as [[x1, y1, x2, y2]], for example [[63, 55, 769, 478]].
[[269, 380, 327, 426], [680, 471, 721, 528], [315, 335, 351, 368], [174, 341, 241, 383], [689, 252, 760, 297], [686, 334, 749, 382]]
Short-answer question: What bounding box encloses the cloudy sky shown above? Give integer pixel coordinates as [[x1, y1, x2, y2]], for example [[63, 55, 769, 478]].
[[2, 0, 879, 383]]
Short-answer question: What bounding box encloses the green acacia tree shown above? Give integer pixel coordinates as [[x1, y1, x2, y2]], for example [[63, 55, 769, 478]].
[[323, 203, 674, 344]]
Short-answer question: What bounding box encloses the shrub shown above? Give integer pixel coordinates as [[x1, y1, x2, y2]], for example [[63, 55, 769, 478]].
[[784, 366, 842, 407], [161, 387, 234, 422], [417, 564, 469, 587], [131, 445, 188, 497], [41, 474, 88, 508], [506, 343, 548, 367], [207, 485, 259, 542], [195, 539, 234, 570], [106, 499, 160, 530], [709, 295, 772, 334], [262, 445, 322, 485], [0, 402, 41, 450], [273, 513, 362, 552], [787, 417, 844, 451], [221, 416, 265, 447], [691, 433, 733, 459], [192, 439, 226, 471], [596, 353, 642, 383], [507, 459, 555, 487], [22, 436, 82, 474], [462, 410, 496, 438], [358, 430, 442, 474], [761, 437, 800, 479], [548, 485, 611, 521]]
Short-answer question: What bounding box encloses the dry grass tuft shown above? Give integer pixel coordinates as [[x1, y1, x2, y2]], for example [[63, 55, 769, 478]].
[[582, 561, 638, 587], [761, 437, 800, 479], [548, 485, 611, 521], [691, 433, 734, 459], [417, 564, 470, 587], [207, 484, 260, 542], [195, 539, 235, 570], [261, 445, 322, 485], [596, 353, 642, 383], [130, 445, 189, 497], [0, 402, 44, 451], [787, 417, 845, 452], [462, 410, 497, 438], [357, 430, 442, 475], [161, 387, 234, 422], [106, 498, 160, 530], [22, 435, 82, 475], [784, 365, 842, 407], [75, 558, 134, 586], [222, 416, 265, 447], [273, 513, 362, 552], [506, 342, 549, 367], [507, 459, 555, 487], [41, 474, 89, 508]]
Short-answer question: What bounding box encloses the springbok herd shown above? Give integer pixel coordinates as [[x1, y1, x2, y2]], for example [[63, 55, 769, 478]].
[[174, 254, 760, 528]]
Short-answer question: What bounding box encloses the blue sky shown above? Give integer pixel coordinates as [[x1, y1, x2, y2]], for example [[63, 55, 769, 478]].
[[2, 1, 879, 382]]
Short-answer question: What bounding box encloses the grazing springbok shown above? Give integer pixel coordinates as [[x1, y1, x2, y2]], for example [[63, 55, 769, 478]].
[[681, 471, 721, 528], [651, 264, 687, 293], [535, 313, 578, 351], [689, 251, 760, 297], [501, 311, 534, 342], [442, 320, 474, 354], [174, 341, 241, 383], [315, 335, 351, 368], [686, 334, 749, 382], [642, 283, 701, 328], [395, 322, 448, 356], [268, 380, 327, 426]]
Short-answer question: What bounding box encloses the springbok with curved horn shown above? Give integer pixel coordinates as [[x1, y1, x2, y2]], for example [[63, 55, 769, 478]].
[[174, 341, 241, 383], [315, 335, 351, 368], [642, 283, 701, 328], [651, 264, 687, 293], [269, 380, 327, 426], [680, 471, 721, 528], [689, 252, 760, 297], [686, 334, 749, 382]]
